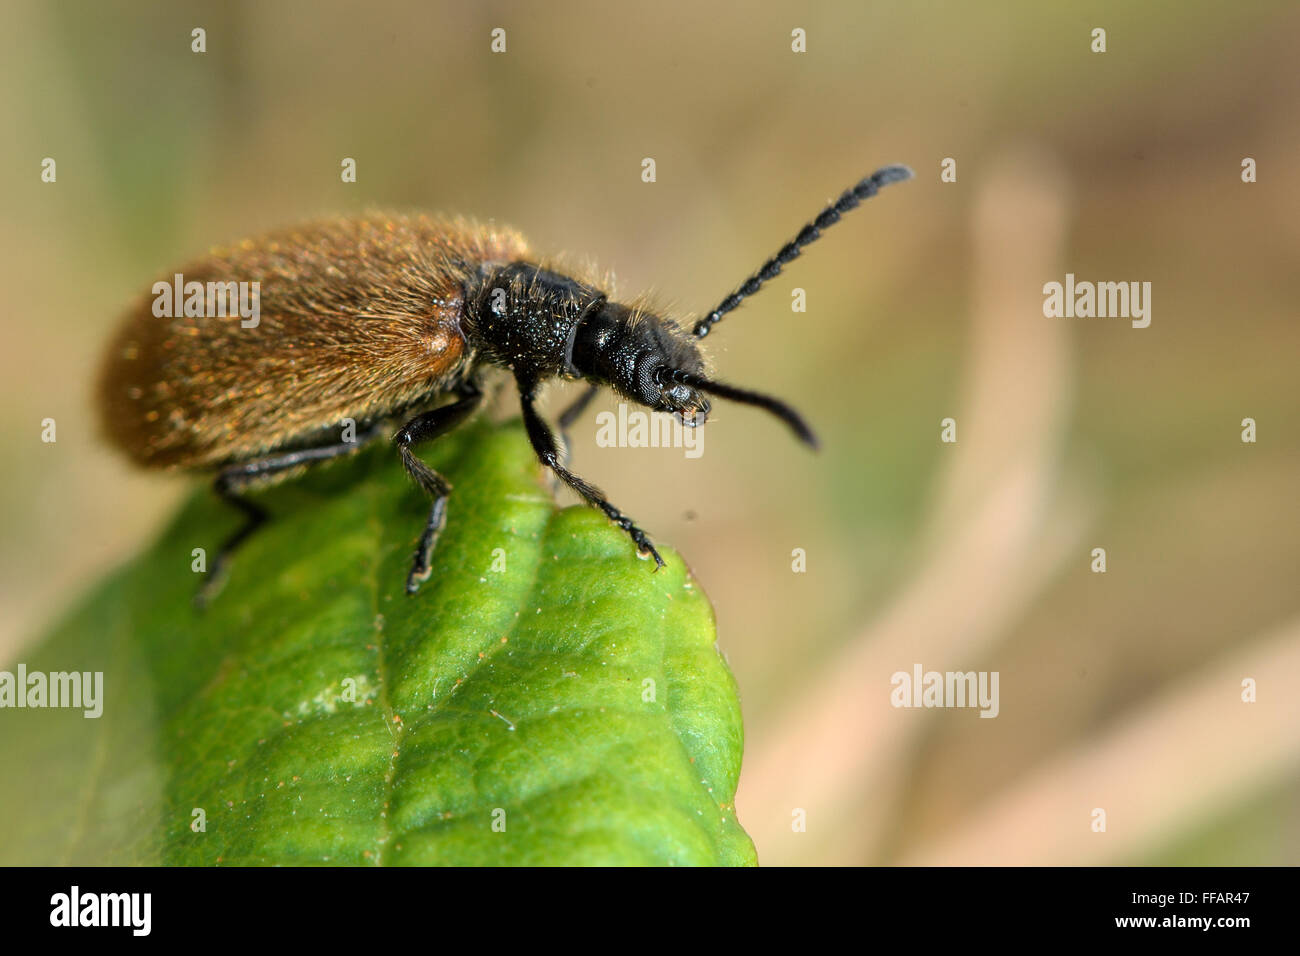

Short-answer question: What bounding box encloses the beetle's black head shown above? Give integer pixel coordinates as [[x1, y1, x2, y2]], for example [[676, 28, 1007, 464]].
[[569, 302, 712, 426], [466, 165, 915, 451], [469, 259, 825, 447], [569, 299, 817, 446]]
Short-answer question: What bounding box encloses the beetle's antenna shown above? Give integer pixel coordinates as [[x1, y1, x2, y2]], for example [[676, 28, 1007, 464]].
[[691, 164, 913, 339], [670, 370, 818, 449]]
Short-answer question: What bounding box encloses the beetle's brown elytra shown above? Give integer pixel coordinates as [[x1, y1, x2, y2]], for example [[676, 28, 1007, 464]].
[[96, 166, 913, 601]]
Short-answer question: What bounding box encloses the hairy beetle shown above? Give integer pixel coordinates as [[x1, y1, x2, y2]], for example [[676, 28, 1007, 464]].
[[97, 165, 912, 599]]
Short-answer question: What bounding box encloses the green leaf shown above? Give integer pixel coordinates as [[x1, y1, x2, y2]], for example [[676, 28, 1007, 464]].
[[0, 419, 755, 866]]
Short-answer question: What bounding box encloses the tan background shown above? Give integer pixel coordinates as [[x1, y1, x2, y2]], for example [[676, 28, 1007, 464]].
[[1, 0, 1297, 864]]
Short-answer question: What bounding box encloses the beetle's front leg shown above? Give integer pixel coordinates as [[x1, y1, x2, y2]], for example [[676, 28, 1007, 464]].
[[517, 376, 664, 569]]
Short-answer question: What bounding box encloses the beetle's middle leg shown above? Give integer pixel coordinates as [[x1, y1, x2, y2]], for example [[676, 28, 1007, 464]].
[[201, 422, 386, 606], [394, 383, 484, 594]]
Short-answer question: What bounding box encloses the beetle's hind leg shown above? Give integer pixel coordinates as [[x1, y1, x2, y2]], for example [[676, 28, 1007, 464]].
[[394, 383, 485, 594], [198, 424, 385, 607]]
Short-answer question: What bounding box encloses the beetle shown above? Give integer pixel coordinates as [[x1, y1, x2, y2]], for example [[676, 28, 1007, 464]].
[[97, 165, 913, 601]]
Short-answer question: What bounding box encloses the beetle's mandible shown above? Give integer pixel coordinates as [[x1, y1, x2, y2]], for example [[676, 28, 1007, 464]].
[[97, 165, 913, 601]]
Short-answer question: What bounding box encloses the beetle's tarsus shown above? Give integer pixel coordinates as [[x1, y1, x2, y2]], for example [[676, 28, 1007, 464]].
[[640, 541, 666, 570]]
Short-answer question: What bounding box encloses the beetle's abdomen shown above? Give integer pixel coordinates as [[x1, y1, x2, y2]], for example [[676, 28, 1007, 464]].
[[97, 214, 528, 469]]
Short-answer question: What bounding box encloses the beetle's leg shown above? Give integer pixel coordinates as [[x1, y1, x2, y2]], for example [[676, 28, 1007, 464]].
[[201, 423, 386, 606], [556, 383, 599, 467], [394, 383, 484, 594], [547, 383, 601, 493], [517, 378, 664, 570]]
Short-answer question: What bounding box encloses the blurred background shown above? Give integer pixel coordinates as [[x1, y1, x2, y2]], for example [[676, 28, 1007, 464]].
[[2, 0, 1297, 865]]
